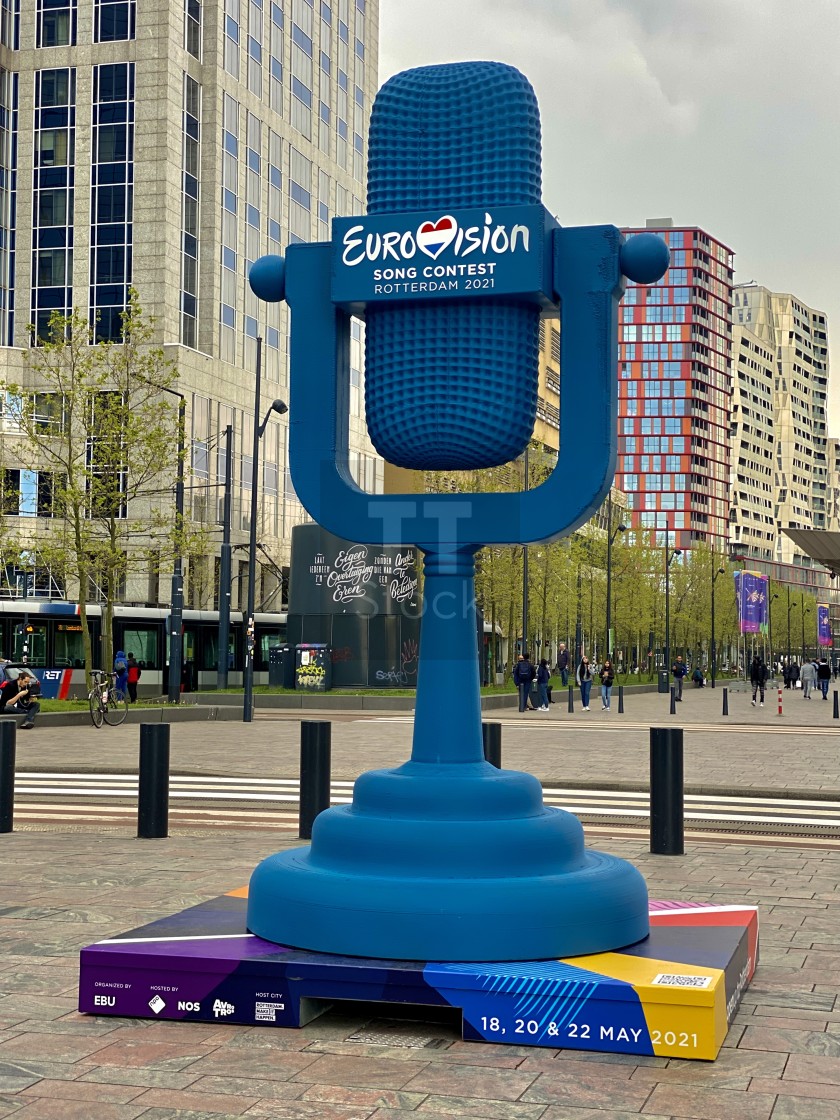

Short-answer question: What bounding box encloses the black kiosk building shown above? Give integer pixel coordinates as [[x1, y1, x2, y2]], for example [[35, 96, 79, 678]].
[[285, 524, 420, 689]]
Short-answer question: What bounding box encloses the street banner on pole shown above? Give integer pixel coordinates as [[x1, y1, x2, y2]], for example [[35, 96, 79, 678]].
[[818, 603, 831, 647], [735, 571, 768, 634]]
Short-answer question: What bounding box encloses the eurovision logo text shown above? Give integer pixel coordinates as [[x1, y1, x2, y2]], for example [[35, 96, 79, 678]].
[[341, 211, 531, 270]]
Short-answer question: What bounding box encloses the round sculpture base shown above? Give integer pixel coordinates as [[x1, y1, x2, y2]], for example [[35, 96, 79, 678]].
[[247, 762, 649, 962]]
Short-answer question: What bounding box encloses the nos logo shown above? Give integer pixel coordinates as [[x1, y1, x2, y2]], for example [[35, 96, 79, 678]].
[[177, 1001, 200, 1012]]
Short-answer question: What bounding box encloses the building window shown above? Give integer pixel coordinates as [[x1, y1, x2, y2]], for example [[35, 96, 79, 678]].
[[37, 0, 77, 47], [90, 63, 135, 342], [31, 67, 75, 342], [93, 0, 135, 42], [0, 68, 18, 345], [289, 146, 311, 241], [224, 0, 240, 78], [1, 0, 20, 49], [181, 75, 200, 349], [185, 0, 201, 56], [219, 94, 239, 364]]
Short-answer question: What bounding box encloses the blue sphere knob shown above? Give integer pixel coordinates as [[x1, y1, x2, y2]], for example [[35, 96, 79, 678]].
[[249, 255, 286, 302], [620, 234, 670, 285]]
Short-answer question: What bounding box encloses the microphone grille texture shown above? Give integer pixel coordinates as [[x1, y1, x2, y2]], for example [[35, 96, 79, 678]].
[[364, 62, 543, 471]]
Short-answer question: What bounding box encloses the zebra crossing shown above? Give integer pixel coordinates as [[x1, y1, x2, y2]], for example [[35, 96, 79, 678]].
[[11, 771, 840, 839]]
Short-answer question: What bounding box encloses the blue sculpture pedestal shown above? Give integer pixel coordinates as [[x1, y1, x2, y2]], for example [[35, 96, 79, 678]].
[[79, 891, 758, 1062], [248, 549, 649, 961]]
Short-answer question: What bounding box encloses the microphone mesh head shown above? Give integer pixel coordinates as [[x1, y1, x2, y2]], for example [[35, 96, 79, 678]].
[[364, 62, 542, 471]]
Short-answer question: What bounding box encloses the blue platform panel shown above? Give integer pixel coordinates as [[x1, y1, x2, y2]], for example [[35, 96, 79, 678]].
[[79, 893, 758, 1061]]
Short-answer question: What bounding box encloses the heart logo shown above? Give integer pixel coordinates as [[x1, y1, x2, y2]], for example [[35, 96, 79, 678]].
[[416, 215, 458, 260]]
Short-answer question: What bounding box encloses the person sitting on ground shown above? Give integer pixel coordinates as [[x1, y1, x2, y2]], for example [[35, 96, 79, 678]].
[[692, 666, 705, 687], [0, 667, 41, 729]]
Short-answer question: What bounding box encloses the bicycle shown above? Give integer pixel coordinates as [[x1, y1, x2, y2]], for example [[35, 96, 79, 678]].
[[88, 669, 128, 728]]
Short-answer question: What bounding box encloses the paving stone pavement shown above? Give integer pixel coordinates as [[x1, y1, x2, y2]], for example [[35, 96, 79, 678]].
[[1, 829, 840, 1119], [15, 684, 840, 795], [4, 685, 840, 1117]]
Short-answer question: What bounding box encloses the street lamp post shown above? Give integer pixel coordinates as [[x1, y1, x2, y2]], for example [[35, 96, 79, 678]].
[[217, 423, 233, 690], [522, 444, 529, 656], [769, 592, 779, 671], [243, 336, 288, 723], [605, 494, 627, 659], [166, 393, 186, 705], [710, 558, 726, 688], [786, 586, 793, 669], [664, 525, 682, 679]]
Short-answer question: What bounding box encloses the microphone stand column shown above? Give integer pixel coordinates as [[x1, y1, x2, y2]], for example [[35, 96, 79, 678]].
[[243, 337, 263, 724]]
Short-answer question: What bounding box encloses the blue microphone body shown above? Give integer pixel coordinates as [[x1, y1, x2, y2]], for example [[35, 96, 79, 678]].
[[364, 62, 542, 471]]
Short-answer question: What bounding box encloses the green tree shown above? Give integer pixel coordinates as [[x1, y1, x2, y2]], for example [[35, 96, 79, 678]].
[[4, 295, 189, 681]]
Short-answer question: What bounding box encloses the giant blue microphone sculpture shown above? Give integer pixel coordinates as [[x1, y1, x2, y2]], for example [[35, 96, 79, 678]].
[[247, 60, 669, 962], [365, 63, 540, 469]]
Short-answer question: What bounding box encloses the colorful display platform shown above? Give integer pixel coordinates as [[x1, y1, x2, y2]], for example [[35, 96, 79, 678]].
[[79, 891, 757, 1061]]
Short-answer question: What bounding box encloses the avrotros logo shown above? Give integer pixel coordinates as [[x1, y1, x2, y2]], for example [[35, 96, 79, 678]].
[[341, 211, 531, 268]]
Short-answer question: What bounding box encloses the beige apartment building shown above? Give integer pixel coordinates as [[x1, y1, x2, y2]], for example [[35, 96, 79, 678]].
[[730, 283, 833, 572], [0, 0, 380, 609]]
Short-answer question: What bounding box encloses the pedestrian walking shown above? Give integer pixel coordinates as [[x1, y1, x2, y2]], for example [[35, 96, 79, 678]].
[[671, 655, 687, 701], [126, 652, 141, 703], [113, 649, 128, 700], [599, 658, 615, 711], [576, 655, 593, 711], [817, 657, 831, 700], [783, 661, 792, 689], [513, 653, 536, 713], [800, 658, 817, 699], [749, 654, 768, 707], [536, 658, 551, 711], [789, 661, 800, 690], [556, 643, 569, 687], [0, 667, 41, 729]]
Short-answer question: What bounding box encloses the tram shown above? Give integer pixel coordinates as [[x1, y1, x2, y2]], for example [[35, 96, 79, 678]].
[[0, 599, 287, 697]]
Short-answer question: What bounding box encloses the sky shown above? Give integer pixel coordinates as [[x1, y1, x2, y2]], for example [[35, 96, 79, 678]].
[[378, 0, 840, 426]]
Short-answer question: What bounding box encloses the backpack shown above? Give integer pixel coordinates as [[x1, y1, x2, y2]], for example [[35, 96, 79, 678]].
[[115, 658, 127, 673]]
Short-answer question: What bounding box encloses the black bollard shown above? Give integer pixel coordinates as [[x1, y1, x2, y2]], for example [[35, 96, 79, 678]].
[[834, 691, 839, 720], [669, 686, 676, 715], [137, 724, 170, 839], [299, 721, 331, 840], [482, 722, 502, 769], [0, 720, 15, 834], [568, 686, 574, 714], [650, 726, 684, 855], [618, 685, 624, 714], [722, 687, 729, 716]]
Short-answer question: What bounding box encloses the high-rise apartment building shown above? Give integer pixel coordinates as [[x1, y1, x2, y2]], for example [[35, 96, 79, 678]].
[[615, 219, 734, 552], [0, 0, 380, 608], [729, 293, 776, 561], [731, 284, 833, 569]]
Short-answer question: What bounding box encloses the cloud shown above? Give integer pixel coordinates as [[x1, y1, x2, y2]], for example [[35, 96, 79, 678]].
[[378, 0, 840, 395]]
